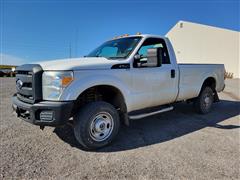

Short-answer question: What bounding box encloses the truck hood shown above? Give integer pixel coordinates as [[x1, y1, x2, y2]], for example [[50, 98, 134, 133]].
[[37, 57, 125, 71]]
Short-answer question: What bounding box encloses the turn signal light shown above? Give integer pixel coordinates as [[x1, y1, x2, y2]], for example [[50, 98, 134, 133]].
[[62, 76, 73, 87]]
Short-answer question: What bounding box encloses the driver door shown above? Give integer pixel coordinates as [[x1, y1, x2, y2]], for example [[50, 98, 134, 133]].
[[130, 38, 178, 111]]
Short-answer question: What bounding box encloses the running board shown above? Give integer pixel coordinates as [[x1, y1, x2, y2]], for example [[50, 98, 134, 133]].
[[129, 106, 174, 120]]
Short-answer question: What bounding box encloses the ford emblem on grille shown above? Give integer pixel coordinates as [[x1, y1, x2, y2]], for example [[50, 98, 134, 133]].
[[16, 79, 23, 90]]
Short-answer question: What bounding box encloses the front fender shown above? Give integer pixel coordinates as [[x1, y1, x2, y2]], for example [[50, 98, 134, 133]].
[[60, 71, 132, 108]]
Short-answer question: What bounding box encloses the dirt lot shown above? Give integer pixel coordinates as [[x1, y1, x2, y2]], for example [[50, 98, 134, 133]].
[[0, 78, 239, 179]]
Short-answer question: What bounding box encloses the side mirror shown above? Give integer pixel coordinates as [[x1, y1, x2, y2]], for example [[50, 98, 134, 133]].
[[146, 48, 162, 67]]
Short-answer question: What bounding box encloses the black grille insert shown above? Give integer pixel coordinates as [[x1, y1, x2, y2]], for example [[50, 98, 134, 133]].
[[15, 64, 43, 104]]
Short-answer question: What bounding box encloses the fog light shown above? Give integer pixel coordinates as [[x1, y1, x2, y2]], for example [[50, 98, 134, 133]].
[[40, 111, 54, 121]]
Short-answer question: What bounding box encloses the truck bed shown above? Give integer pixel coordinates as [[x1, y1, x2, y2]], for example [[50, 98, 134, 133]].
[[176, 63, 225, 101]]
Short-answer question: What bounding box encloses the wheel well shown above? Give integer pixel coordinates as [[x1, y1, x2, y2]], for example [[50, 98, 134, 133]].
[[72, 85, 127, 118], [202, 77, 216, 91], [190, 77, 218, 103]]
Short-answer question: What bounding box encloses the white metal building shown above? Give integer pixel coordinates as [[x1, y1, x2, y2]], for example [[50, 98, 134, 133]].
[[166, 21, 240, 78]]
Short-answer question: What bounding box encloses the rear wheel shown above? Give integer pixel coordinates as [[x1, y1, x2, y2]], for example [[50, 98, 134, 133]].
[[73, 101, 120, 150], [194, 86, 214, 114]]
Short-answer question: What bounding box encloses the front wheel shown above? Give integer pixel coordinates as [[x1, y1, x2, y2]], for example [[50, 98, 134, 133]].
[[73, 101, 120, 150], [193, 86, 214, 114]]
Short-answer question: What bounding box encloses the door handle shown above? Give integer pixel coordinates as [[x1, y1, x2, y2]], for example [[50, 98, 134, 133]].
[[171, 69, 175, 78]]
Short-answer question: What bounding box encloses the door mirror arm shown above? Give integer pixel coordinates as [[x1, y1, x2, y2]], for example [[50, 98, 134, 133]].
[[134, 54, 146, 68], [134, 54, 141, 60]]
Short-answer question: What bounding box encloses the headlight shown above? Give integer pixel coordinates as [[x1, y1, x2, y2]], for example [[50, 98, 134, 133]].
[[42, 71, 73, 100]]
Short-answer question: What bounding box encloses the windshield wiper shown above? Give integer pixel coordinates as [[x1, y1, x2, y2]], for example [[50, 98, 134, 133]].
[[85, 55, 111, 60], [108, 56, 125, 59], [85, 55, 103, 58]]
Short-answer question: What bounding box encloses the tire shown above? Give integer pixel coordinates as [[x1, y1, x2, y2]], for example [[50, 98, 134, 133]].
[[194, 86, 214, 114], [73, 101, 120, 150]]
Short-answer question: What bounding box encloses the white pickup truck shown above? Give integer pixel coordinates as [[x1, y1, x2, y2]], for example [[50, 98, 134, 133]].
[[12, 34, 225, 149]]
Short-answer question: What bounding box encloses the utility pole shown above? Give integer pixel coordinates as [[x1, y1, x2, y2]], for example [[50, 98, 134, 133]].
[[75, 28, 79, 57], [69, 42, 72, 58]]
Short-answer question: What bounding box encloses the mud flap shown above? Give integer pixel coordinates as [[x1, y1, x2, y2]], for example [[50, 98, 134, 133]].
[[214, 90, 220, 102]]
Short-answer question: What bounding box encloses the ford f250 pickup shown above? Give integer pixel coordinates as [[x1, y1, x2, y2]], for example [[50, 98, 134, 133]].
[[12, 34, 225, 149]]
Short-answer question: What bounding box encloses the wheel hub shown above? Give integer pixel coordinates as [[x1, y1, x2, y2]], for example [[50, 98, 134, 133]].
[[89, 112, 114, 142], [204, 97, 210, 104], [203, 94, 212, 109], [94, 119, 106, 132]]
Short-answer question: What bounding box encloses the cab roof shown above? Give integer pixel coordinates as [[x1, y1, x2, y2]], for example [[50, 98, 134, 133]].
[[111, 34, 167, 40]]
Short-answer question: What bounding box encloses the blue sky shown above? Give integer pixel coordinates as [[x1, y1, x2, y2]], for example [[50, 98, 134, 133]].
[[1, 0, 239, 65]]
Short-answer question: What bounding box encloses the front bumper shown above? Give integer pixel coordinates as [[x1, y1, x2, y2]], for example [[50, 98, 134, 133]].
[[12, 95, 73, 127]]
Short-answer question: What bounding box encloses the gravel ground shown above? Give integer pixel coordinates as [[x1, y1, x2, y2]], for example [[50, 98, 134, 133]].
[[0, 78, 239, 179]]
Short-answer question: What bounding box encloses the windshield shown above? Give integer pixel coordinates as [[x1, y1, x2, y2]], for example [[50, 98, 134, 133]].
[[87, 37, 142, 59]]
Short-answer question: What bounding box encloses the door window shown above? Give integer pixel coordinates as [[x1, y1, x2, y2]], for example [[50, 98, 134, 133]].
[[134, 38, 170, 67]]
